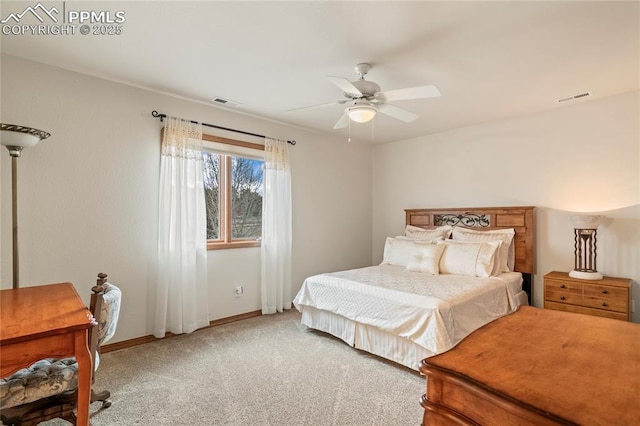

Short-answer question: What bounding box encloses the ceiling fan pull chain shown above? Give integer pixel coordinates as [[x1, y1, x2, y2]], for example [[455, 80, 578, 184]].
[[371, 117, 375, 141], [348, 119, 352, 142]]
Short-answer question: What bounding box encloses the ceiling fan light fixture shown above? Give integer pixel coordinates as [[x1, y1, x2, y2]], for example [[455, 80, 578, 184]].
[[347, 104, 377, 123]]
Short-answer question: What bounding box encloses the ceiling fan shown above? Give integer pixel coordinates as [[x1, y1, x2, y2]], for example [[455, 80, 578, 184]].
[[288, 63, 441, 129]]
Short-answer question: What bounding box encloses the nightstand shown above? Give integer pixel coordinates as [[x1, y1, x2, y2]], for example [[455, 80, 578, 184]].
[[544, 271, 631, 321]]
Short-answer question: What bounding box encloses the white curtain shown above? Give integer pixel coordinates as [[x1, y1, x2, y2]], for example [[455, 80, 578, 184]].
[[261, 138, 292, 314], [154, 117, 209, 337]]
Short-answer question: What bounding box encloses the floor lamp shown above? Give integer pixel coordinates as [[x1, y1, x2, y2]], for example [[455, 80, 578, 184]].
[[1, 123, 51, 289]]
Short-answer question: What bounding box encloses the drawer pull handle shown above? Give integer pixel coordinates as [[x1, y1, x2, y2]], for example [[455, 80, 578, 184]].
[[602, 302, 608, 307], [602, 290, 608, 294], [560, 284, 566, 289], [560, 296, 566, 301]]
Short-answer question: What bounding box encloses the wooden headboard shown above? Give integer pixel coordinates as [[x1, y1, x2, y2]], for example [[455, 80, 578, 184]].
[[405, 206, 536, 275]]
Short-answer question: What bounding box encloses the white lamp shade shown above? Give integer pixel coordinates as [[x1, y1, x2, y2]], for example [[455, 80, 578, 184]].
[[570, 214, 605, 229], [1, 130, 41, 148], [0, 124, 50, 149], [347, 105, 377, 123]]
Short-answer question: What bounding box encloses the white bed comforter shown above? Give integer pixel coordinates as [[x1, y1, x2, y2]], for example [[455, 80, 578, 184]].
[[293, 265, 522, 355]]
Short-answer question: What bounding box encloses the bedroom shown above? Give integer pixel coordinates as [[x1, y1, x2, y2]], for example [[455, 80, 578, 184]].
[[1, 1, 638, 424]]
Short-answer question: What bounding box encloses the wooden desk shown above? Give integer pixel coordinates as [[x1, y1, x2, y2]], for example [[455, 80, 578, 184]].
[[0, 283, 96, 426], [420, 306, 640, 425]]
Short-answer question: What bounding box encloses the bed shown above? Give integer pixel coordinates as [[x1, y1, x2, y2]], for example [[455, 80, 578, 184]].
[[293, 206, 536, 371]]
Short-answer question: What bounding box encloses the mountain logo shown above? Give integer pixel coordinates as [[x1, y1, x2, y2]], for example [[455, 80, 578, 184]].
[[1, 2, 60, 24]]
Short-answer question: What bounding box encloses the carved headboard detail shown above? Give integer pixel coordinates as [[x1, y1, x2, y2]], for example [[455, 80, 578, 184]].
[[405, 206, 536, 275]]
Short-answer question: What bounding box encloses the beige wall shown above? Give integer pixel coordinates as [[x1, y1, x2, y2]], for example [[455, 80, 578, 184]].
[[0, 55, 373, 342], [2, 53, 638, 348], [373, 91, 640, 321]]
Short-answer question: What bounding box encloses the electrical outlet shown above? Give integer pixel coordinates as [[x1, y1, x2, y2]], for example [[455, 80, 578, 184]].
[[234, 286, 244, 296]]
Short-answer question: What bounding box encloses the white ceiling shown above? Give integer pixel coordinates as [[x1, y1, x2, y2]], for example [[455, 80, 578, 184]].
[[1, 1, 638, 144]]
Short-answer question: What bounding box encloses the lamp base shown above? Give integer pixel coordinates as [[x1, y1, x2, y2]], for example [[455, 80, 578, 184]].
[[569, 270, 603, 280]]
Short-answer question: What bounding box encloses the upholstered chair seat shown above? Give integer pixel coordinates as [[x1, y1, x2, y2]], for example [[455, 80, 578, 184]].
[[0, 358, 78, 410]]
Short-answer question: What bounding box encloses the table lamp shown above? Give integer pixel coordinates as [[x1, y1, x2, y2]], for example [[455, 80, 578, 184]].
[[569, 214, 604, 280]]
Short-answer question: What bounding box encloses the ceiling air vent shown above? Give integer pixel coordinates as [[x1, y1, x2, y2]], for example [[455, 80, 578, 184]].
[[558, 92, 591, 103], [211, 97, 241, 107]]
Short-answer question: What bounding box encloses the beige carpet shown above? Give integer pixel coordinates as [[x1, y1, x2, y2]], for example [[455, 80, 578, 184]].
[[43, 310, 425, 425]]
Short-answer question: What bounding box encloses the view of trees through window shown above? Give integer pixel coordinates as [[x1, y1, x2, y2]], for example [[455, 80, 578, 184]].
[[203, 151, 263, 242], [230, 156, 263, 239], [203, 152, 220, 239]]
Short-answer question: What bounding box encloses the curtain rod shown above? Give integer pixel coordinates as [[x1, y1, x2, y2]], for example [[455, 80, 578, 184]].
[[151, 110, 296, 146]]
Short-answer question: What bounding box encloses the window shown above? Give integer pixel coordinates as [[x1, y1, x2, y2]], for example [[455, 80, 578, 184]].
[[203, 137, 264, 249]]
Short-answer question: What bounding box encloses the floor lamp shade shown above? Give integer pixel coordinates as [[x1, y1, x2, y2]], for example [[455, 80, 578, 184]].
[[1, 123, 51, 289], [1, 123, 50, 156], [569, 214, 604, 280]]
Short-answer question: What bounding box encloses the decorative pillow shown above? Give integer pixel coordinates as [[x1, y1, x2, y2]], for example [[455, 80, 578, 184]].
[[382, 237, 434, 267], [404, 225, 452, 240], [452, 227, 515, 272], [395, 235, 444, 244], [406, 244, 446, 274], [438, 240, 502, 277], [445, 239, 505, 277]]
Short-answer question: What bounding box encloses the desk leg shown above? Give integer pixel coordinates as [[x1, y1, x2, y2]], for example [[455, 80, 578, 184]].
[[75, 330, 92, 426]]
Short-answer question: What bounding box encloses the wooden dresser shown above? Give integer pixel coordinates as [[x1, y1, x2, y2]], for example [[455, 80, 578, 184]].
[[420, 306, 640, 425], [544, 271, 631, 321]]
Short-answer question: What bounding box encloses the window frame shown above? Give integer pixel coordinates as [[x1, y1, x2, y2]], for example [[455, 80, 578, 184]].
[[202, 133, 265, 251]]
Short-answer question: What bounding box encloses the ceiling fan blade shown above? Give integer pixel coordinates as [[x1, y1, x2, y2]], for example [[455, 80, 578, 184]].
[[286, 100, 346, 112], [333, 113, 350, 129], [327, 76, 363, 97], [377, 85, 441, 102], [378, 103, 419, 123]]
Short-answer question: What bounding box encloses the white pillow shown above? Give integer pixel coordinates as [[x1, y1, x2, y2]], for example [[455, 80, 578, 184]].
[[452, 227, 515, 272], [405, 224, 452, 240], [382, 237, 434, 267], [438, 240, 502, 277], [406, 244, 446, 274], [445, 239, 504, 277], [395, 235, 444, 244]]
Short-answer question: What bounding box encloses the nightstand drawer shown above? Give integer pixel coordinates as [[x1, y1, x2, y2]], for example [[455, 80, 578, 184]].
[[545, 289, 582, 305], [582, 296, 628, 313], [544, 280, 581, 295], [583, 284, 627, 300], [544, 301, 629, 321]]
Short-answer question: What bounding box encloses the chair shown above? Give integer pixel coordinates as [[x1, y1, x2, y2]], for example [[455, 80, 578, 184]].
[[0, 273, 121, 426]]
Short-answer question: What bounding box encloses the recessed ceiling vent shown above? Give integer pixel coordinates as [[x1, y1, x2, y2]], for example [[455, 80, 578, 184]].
[[558, 92, 592, 103], [211, 97, 241, 107]]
